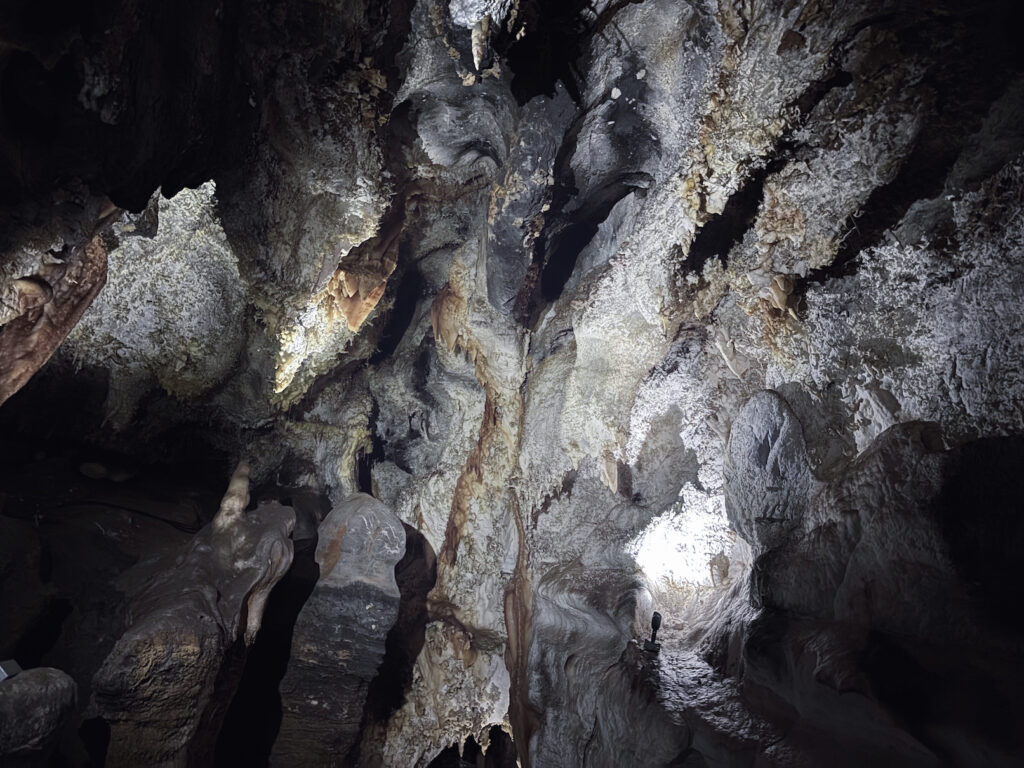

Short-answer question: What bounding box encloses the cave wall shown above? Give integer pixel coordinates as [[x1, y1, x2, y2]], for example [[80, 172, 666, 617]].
[[1, 0, 1023, 766]]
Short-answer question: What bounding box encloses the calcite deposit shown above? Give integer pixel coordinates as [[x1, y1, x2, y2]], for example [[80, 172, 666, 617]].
[[1, 0, 1023, 766]]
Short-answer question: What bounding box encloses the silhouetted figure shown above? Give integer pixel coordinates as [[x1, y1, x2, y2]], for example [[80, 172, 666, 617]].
[[644, 612, 662, 653]]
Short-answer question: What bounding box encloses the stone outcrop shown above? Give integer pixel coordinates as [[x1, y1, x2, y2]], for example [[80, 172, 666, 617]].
[[701, 393, 1024, 766], [273, 493, 405, 766], [91, 462, 294, 767], [0, 228, 110, 407], [0, 667, 77, 767]]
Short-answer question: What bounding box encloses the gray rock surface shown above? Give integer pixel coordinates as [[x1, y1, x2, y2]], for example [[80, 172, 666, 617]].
[[1, 0, 1024, 765], [274, 493, 405, 766], [704, 399, 1024, 766], [0, 667, 76, 766]]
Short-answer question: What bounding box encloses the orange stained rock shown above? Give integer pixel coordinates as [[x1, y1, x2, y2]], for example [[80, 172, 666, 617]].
[[0, 233, 108, 406], [323, 222, 400, 332]]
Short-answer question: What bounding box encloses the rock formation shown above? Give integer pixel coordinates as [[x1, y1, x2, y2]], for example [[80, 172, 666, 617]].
[[91, 462, 294, 766], [0, 667, 77, 766], [274, 494, 405, 766], [1, 0, 1023, 766]]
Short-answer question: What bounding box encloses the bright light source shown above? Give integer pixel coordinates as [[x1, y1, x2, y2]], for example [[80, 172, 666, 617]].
[[629, 486, 732, 588]]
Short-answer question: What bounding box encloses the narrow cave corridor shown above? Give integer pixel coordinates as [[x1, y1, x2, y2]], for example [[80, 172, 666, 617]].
[[2, 0, 1024, 767]]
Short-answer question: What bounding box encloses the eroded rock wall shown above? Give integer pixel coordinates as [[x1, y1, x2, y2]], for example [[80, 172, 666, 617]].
[[1, 0, 1023, 766]]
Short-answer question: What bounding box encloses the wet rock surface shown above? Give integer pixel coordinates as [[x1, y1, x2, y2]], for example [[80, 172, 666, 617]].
[[0, 0, 1023, 766]]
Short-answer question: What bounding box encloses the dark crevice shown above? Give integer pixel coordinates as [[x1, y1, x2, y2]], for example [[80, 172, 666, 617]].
[[497, 0, 645, 105], [685, 155, 787, 274], [285, 359, 366, 423], [683, 64, 856, 275], [349, 524, 437, 765], [411, 334, 437, 408], [936, 436, 1024, 635], [190, 637, 250, 765], [538, 178, 642, 301], [798, 133, 960, 289], [498, 0, 591, 104], [355, 448, 375, 496], [375, 0, 417, 103], [356, 398, 385, 496], [79, 717, 110, 767], [539, 222, 595, 299], [520, 172, 651, 328], [214, 536, 320, 767], [12, 595, 72, 668], [369, 263, 423, 364], [793, 69, 853, 119], [513, 81, 593, 326]]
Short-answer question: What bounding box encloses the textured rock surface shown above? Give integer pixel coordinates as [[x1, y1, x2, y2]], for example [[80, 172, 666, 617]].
[[702, 398, 1024, 766], [0, 668, 76, 766], [91, 463, 294, 767], [0, 229, 109, 406], [1, 0, 1023, 765], [62, 184, 246, 427], [274, 493, 405, 766]]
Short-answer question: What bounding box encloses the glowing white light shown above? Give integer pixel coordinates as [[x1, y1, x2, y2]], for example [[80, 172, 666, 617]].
[[629, 486, 732, 587]]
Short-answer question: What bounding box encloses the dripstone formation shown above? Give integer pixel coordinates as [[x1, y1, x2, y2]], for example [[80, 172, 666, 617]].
[[1, 0, 1023, 766], [274, 494, 405, 765]]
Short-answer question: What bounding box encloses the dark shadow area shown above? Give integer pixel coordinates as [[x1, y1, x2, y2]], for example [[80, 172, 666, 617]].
[[214, 537, 321, 767], [519, 172, 649, 328], [348, 524, 437, 764], [684, 66, 854, 276], [685, 156, 786, 274], [370, 265, 423, 364], [498, 0, 646, 105], [356, 399, 383, 496], [499, 0, 590, 104], [669, 748, 708, 767], [862, 630, 1022, 761], [861, 633, 935, 738], [78, 717, 110, 767], [935, 436, 1024, 635], [0, 0, 252, 212], [0, 362, 238, 515], [356, 447, 376, 496], [12, 595, 72, 668], [481, 726, 517, 768]]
